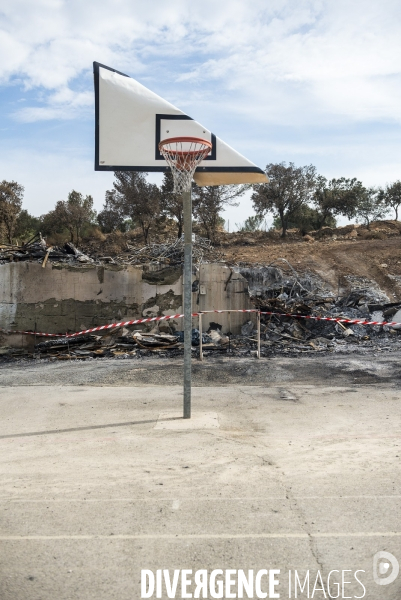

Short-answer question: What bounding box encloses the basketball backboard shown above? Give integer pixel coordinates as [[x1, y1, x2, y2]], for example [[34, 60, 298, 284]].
[[93, 62, 268, 186]]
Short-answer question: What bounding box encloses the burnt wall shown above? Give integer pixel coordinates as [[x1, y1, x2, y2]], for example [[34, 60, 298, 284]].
[[0, 262, 255, 343]]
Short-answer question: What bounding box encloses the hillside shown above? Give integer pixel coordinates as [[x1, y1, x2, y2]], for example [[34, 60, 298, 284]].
[[79, 220, 401, 300]]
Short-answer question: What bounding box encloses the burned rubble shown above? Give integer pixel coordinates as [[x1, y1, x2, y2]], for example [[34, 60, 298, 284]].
[[2, 258, 401, 362], [237, 262, 401, 355], [0, 235, 95, 266], [0, 234, 222, 267]]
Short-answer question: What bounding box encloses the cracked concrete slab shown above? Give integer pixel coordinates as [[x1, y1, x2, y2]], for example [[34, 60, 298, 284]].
[[0, 377, 401, 599]]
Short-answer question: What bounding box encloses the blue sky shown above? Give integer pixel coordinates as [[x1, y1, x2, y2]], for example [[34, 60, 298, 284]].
[[1, 0, 401, 229]]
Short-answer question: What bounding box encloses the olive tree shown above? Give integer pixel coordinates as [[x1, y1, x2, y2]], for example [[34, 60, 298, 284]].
[[109, 171, 160, 244], [192, 184, 246, 243], [355, 187, 388, 229], [252, 163, 316, 238], [313, 176, 365, 228], [51, 190, 96, 244], [0, 180, 24, 243], [379, 181, 401, 220]]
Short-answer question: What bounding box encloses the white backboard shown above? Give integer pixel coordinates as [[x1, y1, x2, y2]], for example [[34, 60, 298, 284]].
[[94, 62, 268, 186]]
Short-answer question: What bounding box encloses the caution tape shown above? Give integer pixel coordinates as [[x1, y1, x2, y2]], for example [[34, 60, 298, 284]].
[[0, 309, 399, 339], [259, 311, 401, 327], [0, 313, 186, 338], [0, 330, 66, 338]]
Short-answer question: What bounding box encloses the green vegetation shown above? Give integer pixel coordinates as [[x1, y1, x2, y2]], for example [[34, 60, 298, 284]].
[[1, 166, 400, 245], [272, 206, 337, 234], [251, 163, 397, 237]]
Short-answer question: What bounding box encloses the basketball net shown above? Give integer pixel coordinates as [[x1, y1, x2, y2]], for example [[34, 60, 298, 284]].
[[158, 137, 212, 194]]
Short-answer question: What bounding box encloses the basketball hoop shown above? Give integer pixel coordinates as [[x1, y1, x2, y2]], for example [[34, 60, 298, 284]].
[[158, 137, 212, 194], [158, 136, 212, 420]]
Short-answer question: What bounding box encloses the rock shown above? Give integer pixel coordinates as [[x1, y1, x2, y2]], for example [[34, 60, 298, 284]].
[[303, 235, 314, 242], [349, 230, 358, 238]]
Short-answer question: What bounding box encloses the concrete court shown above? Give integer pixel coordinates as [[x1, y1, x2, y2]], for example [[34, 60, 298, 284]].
[[0, 383, 400, 599]]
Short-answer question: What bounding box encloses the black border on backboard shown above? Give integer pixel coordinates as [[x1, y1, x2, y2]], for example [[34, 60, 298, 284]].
[[155, 114, 217, 161], [93, 61, 264, 176], [94, 62, 132, 172]]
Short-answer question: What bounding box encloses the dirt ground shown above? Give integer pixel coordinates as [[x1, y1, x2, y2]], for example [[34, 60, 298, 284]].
[[78, 220, 401, 300], [1, 353, 401, 388], [221, 236, 401, 300]]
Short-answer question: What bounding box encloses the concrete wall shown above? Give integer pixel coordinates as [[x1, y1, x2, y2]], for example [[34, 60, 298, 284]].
[[0, 262, 255, 343], [196, 264, 255, 333]]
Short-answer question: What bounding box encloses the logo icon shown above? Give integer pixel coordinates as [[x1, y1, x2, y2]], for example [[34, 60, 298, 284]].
[[373, 551, 399, 585]]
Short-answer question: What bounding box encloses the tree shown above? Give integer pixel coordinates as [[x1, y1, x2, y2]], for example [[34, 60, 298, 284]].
[[272, 205, 336, 234], [379, 181, 401, 220], [110, 171, 160, 244], [192, 184, 246, 243], [14, 210, 41, 241], [313, 176, 364, 228], [42, 190, 96, 244], [160, 171, 184, 238], [97, 190, 127, 233], [252, 163, 317, 238], [0, 180, 24, 243], [355, 187, 388, 229], [40, 208, 68, 239]]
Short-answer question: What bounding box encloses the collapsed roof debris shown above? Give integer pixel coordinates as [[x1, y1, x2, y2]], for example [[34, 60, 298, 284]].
[[115, 237, 223, 266], [239, 260, 401, 355], [0, 235, 222, 267], [236, 259, 331, 301], [0, 236, 94, 265]]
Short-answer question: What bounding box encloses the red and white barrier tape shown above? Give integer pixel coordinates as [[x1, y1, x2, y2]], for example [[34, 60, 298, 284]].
[[0, 313, 187, 338], [260, 310, 401, 327], [0, 330, 66, 338], [0, 309, 399, 339]]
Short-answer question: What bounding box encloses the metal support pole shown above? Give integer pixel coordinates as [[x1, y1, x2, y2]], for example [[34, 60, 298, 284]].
[[257, 311, 261, 359], [228, 311, 231, 355], [182, 189, 192, 418], [199, 313, 203, 362]]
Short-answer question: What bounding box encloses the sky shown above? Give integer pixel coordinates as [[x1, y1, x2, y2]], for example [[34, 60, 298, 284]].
[[1, 0, 401, 229]]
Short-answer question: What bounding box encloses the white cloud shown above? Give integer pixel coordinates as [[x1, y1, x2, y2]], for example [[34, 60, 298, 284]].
[[13, 88, 93, 122], [177, 1, 401, 124], [0, 0, 400, 125], [1, 0, 401, 217]]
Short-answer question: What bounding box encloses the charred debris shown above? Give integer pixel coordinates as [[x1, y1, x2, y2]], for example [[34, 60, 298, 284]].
[[2, 256, 401, 361], [0, 234, 222, 267]]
